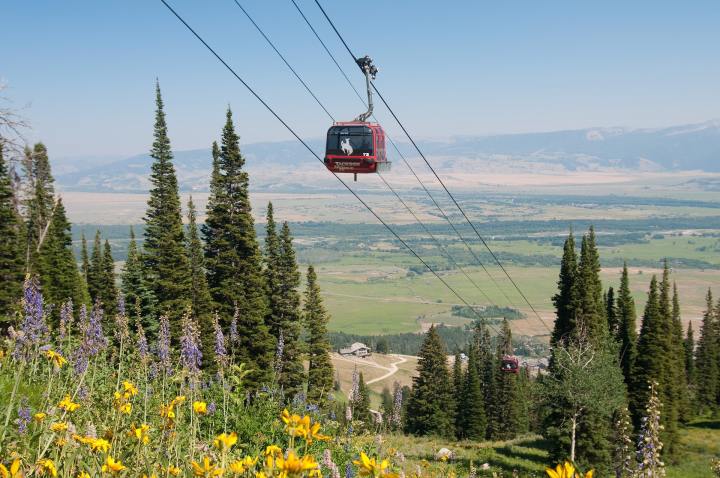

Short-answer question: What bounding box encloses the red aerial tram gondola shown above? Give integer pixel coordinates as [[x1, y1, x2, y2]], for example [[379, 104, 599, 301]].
[[324, 56, 390, 180], [501, 355, 519, 374]]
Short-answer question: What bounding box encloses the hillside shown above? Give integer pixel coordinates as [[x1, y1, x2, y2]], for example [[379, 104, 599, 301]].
[[55, 120, 720, 192]]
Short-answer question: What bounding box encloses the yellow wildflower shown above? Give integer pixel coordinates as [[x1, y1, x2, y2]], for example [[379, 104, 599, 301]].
[[264, 445, 282, 457], [89, 438, 112, 453], [306, 421, 330, 444], [167, 466, 182, 476], [101, 456, 126, 474], [160, 404, 176, 419], [353, 453, 395, 478], [34, 412, 47, 422], [545, 462, 593, 478], [280, 409, 309, 438], [78, 472, 91, 478], [118, 402, 132, 415], [58, 395, 80, 412], [122, 381, 138, 396], [275, 451, 319, 477], [45, 350, 67, 369], [36, 459, 57, 477], [229, 456, 258, 474], [213, 431, 238, 450], [55, 437, 68, 447], [193, 401, 208, 415], [255, 473, 266, 478], [50, 422, 68, 433], [191, 457, 223, 477], [173, 395, 186, 405], [0, 458, 21, 478], [129, 423, 150, 444]]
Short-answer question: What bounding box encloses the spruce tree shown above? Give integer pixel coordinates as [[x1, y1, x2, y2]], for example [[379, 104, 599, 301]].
[[264, 202, 282, 334], [576, 227, 607, 342], [0, 143, 24, 323], [630, 276, 666, 428], [616, 263, 637, 386], [202, 107, 273, 389], [88, 230, 103, 302], [452, 352, 464, 438], [475, 321, 497, 438], [80, 232, 90, 286], [142, 81, 192, 336], [305, 265, 334, 403], [405, 325, 455, 438], [353, 372, 372, 425], [121, 226, 157, 335], [185, 197, 214, 365], [657, 262, 680, 456], [490, 318, 521, 440], [461, 345, 486, 440], [551, 232, 578, 345], [100, 239, 118, 315], [24, 143, 55, 273], [37, 197, 84, 322], [695, 289, 718, 414], [671, 282, 690, 423], [684, 321, 695, 388], [606, 286, 618, 337]]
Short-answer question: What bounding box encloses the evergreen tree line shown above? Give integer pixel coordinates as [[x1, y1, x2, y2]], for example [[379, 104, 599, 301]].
[[0, 83, 335, 400]]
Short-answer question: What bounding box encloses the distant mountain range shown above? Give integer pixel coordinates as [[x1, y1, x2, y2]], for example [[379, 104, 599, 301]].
[[56, 120, 720, 192]]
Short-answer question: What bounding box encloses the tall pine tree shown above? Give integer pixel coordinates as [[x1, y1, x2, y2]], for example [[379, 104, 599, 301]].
[[305, 265, 334, 403], [576, 227, 607, 341], [616, 263, 637, 386], [202, 107, 273, 389], [142, 81, 191, 336], [490, 318, 521, 440], [24, 143, 55, 273], [405, 325, 455, 438], [100, 239, 118, 315], [87, 231, 103, 303], [0, 142, 24, 324], [606, 287, 618, 337], [694, 289, 718, 414], [460, 345, 486, 440], [551, 232, 578, 345]]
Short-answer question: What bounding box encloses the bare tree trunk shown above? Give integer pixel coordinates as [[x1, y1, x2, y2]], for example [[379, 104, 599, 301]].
[[570, 413, 578, 463]]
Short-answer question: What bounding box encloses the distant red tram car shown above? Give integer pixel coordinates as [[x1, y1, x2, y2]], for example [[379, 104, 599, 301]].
[[324, 121, 391, 176]]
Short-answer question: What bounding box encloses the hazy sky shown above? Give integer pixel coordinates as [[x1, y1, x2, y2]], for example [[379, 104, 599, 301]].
[[2, 0, 719, 159]]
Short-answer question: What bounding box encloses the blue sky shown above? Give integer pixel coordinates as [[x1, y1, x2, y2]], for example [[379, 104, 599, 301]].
[[2, 0, 719, 159]]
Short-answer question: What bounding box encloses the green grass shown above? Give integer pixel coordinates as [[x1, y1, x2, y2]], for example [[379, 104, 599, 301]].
[[667, 419, 720, 478]]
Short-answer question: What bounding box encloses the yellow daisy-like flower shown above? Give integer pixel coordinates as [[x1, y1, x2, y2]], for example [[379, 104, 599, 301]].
[[255, 473, 267, 478], [193, 401, 208, 415], [228, 455, 258, 475], [306, 422, 330, 444], [353, 453, 394, 478], [190, 457, 223, 477], [545, 461, 593, 478], [58, 395, 80, 412], [118, 402, 132, 415], [172, 396, 186, 406], [213, 431, 238, 450], [78, 472, 91, 478], [36, 458, 58, 477], [88, 438, 112, 453], [122, 381, 138, 397], [0, 458, 21, 478], [50, 422, 68, 433], [275, 451, 319, 477], [34, 412, 47, 422], [101, 456, 126, 474], [167, 466, 182, 476], [55, 437, 68, 447], [264, 445, 282, 457], [280, 409, 309, 438], [129, 423, 150, 444], [160, 404, 176, 419], [45, 350, 67, 369]]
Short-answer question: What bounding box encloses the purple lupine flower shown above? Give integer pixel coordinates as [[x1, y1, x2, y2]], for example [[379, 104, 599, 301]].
[[114, 294, 130, 343], [212, 314, 228, 370], [207, 402, 217, 415], [229, 307, 239, 345], [350, 367, 360, 402], [136, 322, 149, 363], [179, 312, 202, 374], [12, 276, 48, 361], [345, 463, 354, 478], [86, 301, 108, 355], [77, 385, 89, 401], [274, 331, 285, 377], [16, 400, 31, 434], [59, 300, 74, 340], [72, 304, 90, 374], [392, 381, 403, 428], [157, 315, 172, 374]]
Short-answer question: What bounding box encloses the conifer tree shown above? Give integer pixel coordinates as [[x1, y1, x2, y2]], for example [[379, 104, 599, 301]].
[[684, 321, 695, 388], [305, 265, 334, 403], [0, 143, 24, 322], [203, 108, 272, 388], [88, 230, 103, 302], [121, 226, 157, 335], [695, 289, 718, 413], [617, 263, 637, 386], [551, 232, 578, 345], [491, 318, 521, 440], [461, 345, 486, 440], [264, 202, 282, 331], [606, 286, 618, 337], [80, 232, 89, 286], [671, 282, 690, 423], [576, 227, 607, 342], [405, 325, 455, 438], [142, 81, 192, 335], [474, 321, 497, 438], [353, 372, 372, 425], [656, 262, 680, 456], [185, 197, 214, 365], [452, 352, 464, 437], [37, 198, 84, 321], [630, 276, 666, 428], [100, 239, 118, 315], [24, 143, 55, 273]]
